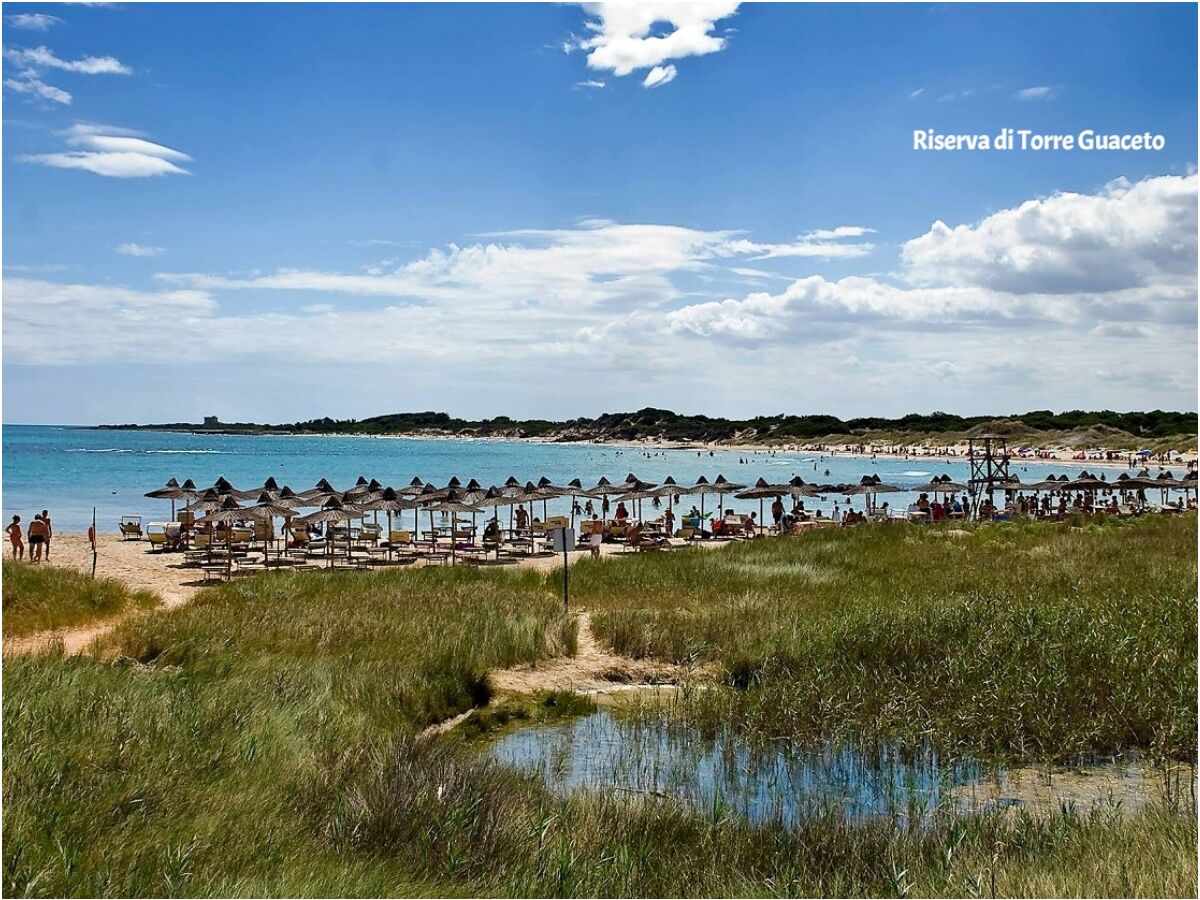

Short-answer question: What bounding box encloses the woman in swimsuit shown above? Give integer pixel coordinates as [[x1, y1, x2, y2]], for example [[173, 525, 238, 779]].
[[6, 516, 24, 560]]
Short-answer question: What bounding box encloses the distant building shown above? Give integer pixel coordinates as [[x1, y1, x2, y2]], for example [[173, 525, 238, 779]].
[[203, 415, 220, 427]]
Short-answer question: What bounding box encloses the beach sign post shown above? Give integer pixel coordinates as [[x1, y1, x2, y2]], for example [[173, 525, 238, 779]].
[[550, 526, 574, 612], [89, 507, 98, 578]]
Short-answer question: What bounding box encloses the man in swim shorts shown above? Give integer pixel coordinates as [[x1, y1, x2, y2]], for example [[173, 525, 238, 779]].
[[28, 514, 47, 562]]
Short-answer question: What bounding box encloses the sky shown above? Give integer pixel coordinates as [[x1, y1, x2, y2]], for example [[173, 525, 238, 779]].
[[2, 1, 1197, 425]]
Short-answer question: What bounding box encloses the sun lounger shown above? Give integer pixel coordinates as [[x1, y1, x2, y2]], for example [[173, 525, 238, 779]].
[[119, 517, 143, 540]]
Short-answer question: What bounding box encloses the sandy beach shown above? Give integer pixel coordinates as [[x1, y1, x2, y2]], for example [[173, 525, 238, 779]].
[[1, 531, 700, 656]]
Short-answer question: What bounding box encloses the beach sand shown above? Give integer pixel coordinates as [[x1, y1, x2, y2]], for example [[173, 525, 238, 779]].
[[2, 532, 701, 656]]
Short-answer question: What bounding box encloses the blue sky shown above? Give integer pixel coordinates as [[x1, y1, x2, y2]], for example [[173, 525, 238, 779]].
[[3, 1, 1197, 424]]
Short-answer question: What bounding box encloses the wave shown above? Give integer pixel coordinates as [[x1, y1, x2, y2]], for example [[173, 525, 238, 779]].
[[145, 449, 227, 455], [66, 448, 135, 453], [900, 470, 932, 477]]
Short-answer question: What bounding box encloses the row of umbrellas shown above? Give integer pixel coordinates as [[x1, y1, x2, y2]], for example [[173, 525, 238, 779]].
[[148, 467, 1199, 539]]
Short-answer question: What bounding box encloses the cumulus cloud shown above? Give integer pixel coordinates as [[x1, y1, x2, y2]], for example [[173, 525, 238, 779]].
[[6, 13, 63, 31], [641, 65, 677, 88], [21, 124, 192, 178], [6, 173, 1193, 414], [116, 243, 167, 257], [567, 1, 739, 82], [901, 173, 1197, 293]]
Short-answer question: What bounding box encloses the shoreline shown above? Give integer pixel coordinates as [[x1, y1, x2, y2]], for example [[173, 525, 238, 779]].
[[73, 425, 1198, 470]]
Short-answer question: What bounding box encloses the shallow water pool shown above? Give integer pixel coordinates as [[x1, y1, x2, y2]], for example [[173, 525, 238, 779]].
[[485, 706, 1178, 827]]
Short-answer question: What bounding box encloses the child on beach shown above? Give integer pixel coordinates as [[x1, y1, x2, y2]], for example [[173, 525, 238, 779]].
[[6, 516, 24, 560]]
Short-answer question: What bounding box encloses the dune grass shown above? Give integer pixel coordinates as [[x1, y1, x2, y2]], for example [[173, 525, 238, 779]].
[[573, 516, 1197, 761], [3, 517, 1196, 896], [2, 561, 160, 638]]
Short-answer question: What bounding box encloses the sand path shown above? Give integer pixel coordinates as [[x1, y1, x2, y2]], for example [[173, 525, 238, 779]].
[[3, 533, 718, 658]]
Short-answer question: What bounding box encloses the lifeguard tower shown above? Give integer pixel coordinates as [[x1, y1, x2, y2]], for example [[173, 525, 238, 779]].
[[967, 434, 1010, 518]]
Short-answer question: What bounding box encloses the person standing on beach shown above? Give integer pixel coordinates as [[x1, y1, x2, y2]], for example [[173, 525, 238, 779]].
[[27, 514, 47, 563], [40, 509, 52, 559], [6, 516, 24, 560], [770, 497, 785, 531]]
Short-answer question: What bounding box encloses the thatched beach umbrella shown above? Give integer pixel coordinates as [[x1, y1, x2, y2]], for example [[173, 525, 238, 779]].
[[359, 487, 417, 555], [735, 477, 789, 527], [200, 496, 246, 573], [211, 476, 258, 501], [429, 490, 484, 565], [246, 492, 298, 556], [145, 477, 194, 520], [298, 496, 362, 567], [711, 474, 746, 516]]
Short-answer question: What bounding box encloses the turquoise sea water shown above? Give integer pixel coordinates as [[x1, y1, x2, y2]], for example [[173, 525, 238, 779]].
[[1, 424, 1141, 532]]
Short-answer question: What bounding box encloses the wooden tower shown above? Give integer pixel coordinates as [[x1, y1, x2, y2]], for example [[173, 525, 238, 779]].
[[967, 434, 1010, 517]]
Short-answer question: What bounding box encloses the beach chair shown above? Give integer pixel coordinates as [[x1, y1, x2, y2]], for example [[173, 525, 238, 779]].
[[119, 516, 143, 540], [146, 530, 169, 553]]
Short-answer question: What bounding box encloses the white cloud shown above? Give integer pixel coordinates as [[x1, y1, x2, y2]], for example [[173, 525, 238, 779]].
[[116, 243, 167, 257], [641, 65, 677, 88], [67, 132, 192, 162], [157, 219, 871, 310], [575, 79, 606, 89], [1015, 85, 1055, 100], [568, 1, 740, 81], [901, 173, 1197, 293], [4, 45, 130, 75], [21, 125, 193, 178], [908, 87, 924, 99], [22, 151, 190, 178], [4, 72, 71, 104], [6, 173, 1193, 416], [804, 226, 875, 240], [6, 13, 63, 31]]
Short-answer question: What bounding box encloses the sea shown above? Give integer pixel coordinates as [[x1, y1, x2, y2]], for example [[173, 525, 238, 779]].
[[1, 424, 1149, 532]]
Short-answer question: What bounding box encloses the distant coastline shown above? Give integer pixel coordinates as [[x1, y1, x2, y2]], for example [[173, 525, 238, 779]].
[[95, 407, 1198, 455]]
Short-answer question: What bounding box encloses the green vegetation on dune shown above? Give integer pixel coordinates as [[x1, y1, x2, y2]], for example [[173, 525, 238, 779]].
[[2, 562, 160, 638], [579, 517, 1198, 761], [99, 405, 1199, 447], [3, 518, 1197, 896]]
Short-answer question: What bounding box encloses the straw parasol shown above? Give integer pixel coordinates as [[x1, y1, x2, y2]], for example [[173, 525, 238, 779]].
[[185, 487, 226, 514], [613, 479, 660, 520], [199, 496, 246, 572], [298, 496, 362, 567], [711, 474, 746, 516], [299, 478, 339, 503], [145, 477, 197, 520], [211, 476, 258, 500], [787, 476, 821, 499], [912, 474, 967, 495], [245, 491, 298, 557], [1060, 471, 1108, 491], [359, 487, 418, 556], [428, 490, 484, 565], [735, 477, 792, 527]]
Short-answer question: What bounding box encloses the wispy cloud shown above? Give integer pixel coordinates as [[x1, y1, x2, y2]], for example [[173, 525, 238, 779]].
[[574, 79, 606, 90], [4, 72, 72, 104], [4, 45, 130, 75], [116, 243, 167, 257], [1014, 85, 1057, 101], [641, 64, 677, 89], [908, 87, 924, 99], [6, 13, 63, 31], [22, 124, 192, 178], [565, 1, 740, 84]]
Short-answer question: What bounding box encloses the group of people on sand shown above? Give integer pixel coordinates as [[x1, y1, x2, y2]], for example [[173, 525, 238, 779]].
[[6, 510, 53, 562]]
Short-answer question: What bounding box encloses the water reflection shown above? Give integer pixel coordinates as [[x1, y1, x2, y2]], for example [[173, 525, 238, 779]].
[[486, 708, 1174, 827]]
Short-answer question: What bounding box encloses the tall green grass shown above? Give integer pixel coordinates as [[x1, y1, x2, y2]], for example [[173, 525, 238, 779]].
[[574, 517, 1197, 760], [2, 561, 159, 637], [3, 519, 1195, 896]]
